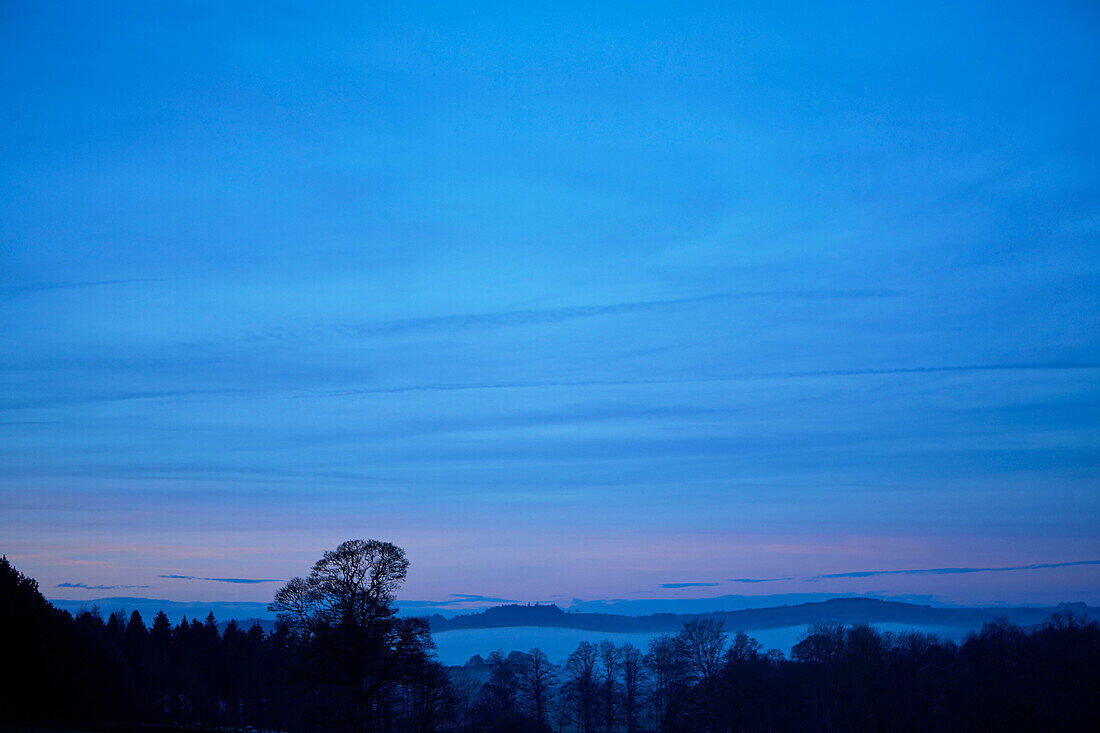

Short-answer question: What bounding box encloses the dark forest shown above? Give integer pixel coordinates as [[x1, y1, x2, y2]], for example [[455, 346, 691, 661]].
[[3, 549, 1099, 733]]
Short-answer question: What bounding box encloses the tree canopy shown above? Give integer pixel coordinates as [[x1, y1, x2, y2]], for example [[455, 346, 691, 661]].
[[270, 538, 410, 641]]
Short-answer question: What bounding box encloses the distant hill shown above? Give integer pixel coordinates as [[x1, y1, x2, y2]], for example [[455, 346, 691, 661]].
[[47, 596, 273, 624], [428, 598, 1099, 634], [48, 595, 1098, 639]]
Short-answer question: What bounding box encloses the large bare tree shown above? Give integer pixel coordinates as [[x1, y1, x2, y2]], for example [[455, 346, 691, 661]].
[[676, 618, 728, 683], [520, 647, 558, 728], [270, 539, 431, 731]]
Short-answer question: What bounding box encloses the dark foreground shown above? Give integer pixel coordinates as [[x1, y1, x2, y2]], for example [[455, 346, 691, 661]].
[[3, 557, 1098, 732]]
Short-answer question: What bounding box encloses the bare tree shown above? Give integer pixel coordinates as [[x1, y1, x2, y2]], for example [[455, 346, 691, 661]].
[[551, 683, 576, 733], [448, 670, 480, 731], [270, 539, 409, 643], [727, 630, 762, 664], [619, 643, 645, 733], [566, 641, 598, 733], [676, 618, 728, 683], [481, 650, 522, 716], [520, 647, 557, 728], [269, 539, 425, 731], [597, 641, 620, 732], [400, 657, 453, 733], [645, 635, 682, 730]]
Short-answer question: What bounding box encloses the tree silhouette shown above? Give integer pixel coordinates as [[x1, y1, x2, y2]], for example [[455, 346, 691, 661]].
[[565, 641, 599, 732], [269, 539, 432, 731], [597, 640, 620, 733], [520, 648, 557, 729], [5, 554, 1100, 733], [619, 643, 645, 733], [676, 618, 728, 683]]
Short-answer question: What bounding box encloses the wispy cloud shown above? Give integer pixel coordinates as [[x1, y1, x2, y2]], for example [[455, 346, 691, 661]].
[[301, 363, 1100, 399], [665, 561, 1100, 589], [237, 290, 896, 346], [7, 354, 1095, 413], [448, 593, 519, 603], [809, 560, 1100, 580], [660, 582, 721, 589], [397, 594, 519, 608], [0, 279, 151, 300], [56, 582, 150, 590], [160, 575, 282, 584], [0, 389, 249, 412]]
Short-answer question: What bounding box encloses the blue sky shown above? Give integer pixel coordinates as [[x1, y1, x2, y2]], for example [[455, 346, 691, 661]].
[[2, 0, 1098, 609]]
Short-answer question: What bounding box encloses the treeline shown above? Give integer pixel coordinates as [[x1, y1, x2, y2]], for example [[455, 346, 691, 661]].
[[455, 613, 1099, 732], [4, 555, 1099, 732], [2, 555, 292, 727], [2, 555, 445, 732]]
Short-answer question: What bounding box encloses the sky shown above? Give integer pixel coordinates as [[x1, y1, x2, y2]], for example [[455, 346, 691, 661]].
[[2, 0, 1099, 612]]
